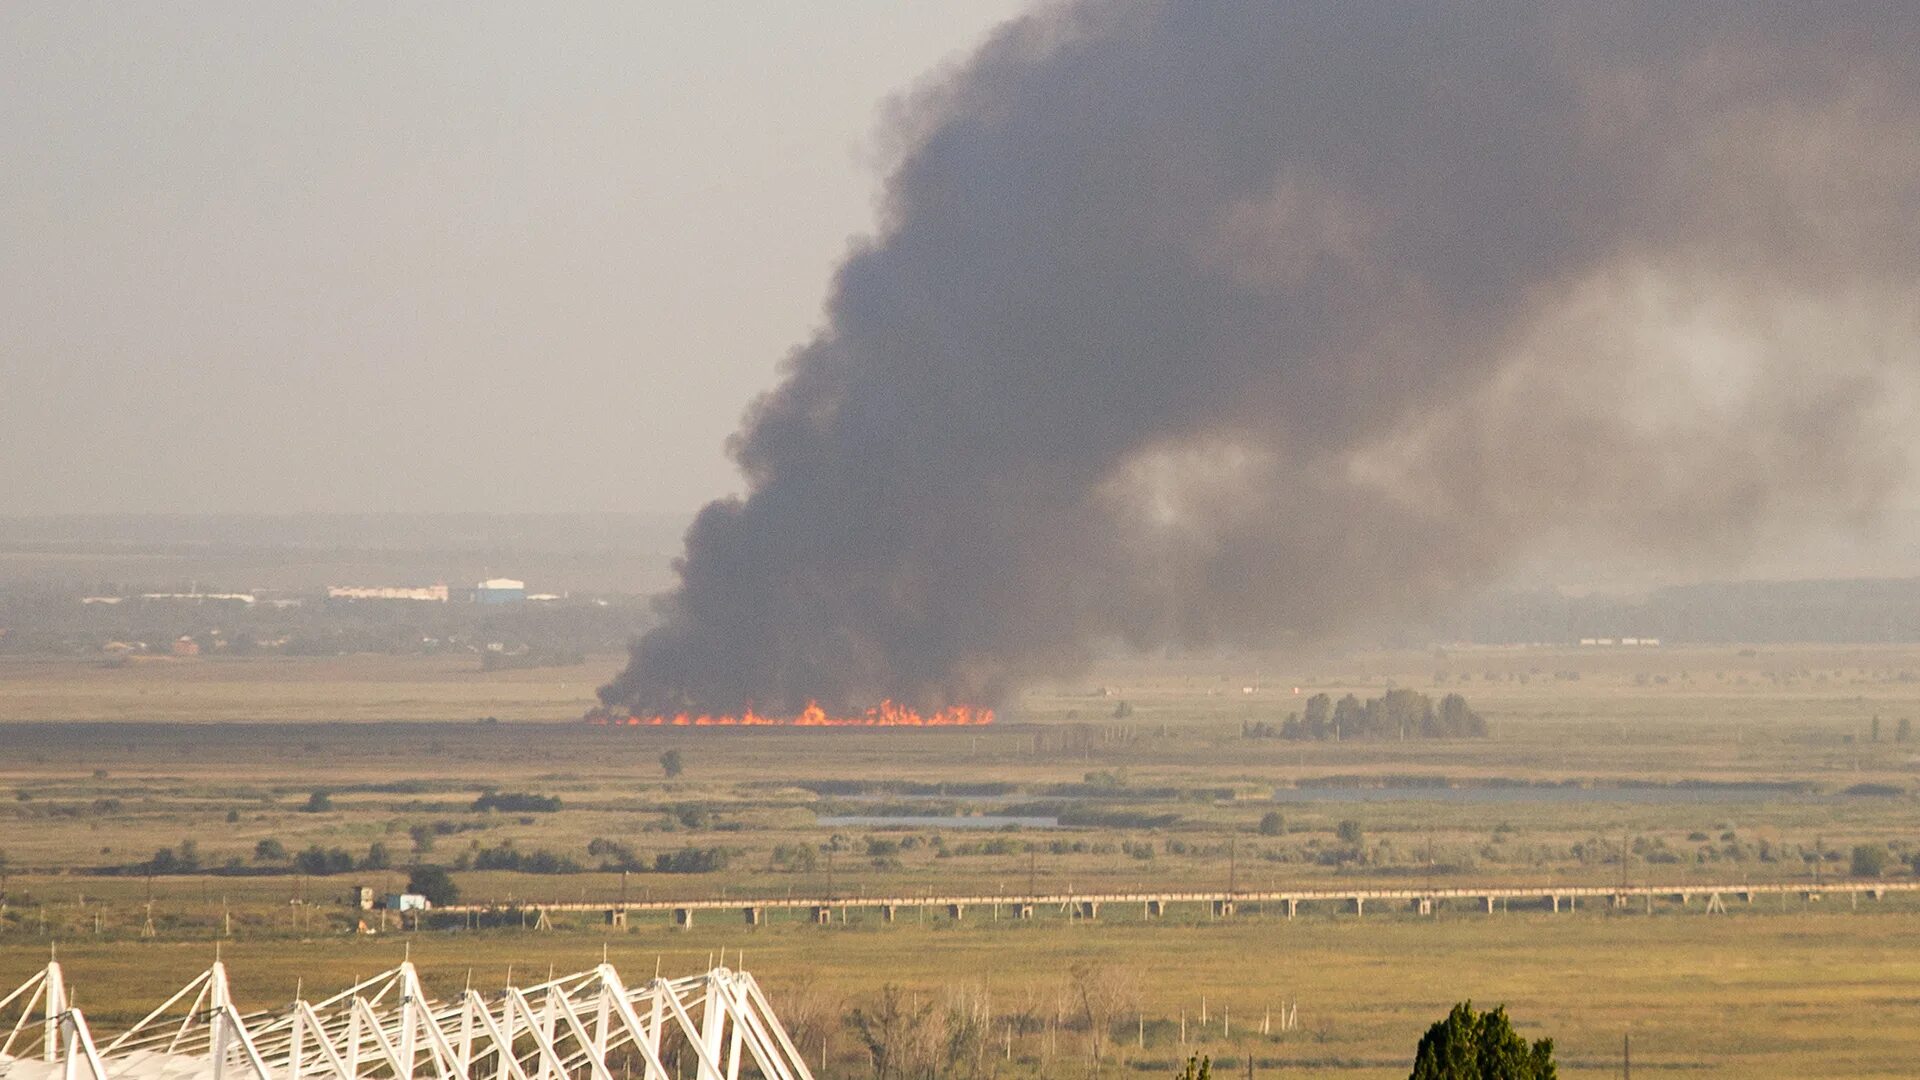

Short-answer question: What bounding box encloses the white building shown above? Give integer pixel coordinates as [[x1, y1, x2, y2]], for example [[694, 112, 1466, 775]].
[[326, 584, 449, 602], [474, 578, 526, 604]]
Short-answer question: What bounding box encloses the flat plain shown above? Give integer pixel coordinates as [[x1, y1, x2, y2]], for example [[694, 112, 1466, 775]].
[[4, 644, 1919, 1076]]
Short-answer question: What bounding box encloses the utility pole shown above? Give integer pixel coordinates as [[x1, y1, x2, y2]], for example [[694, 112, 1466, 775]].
[[1620, 830, 1631, 896], [1623, 1032, 1630, 1079], [1229, 836, 1237, 896], [1426, 830, 1436, 897]]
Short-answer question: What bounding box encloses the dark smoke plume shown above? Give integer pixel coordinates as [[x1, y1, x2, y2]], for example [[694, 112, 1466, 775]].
[[603, 1, 1920, 715]]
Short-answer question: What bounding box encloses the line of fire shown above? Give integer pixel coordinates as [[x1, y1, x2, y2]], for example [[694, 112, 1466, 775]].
[[583, 700, 993, 727]]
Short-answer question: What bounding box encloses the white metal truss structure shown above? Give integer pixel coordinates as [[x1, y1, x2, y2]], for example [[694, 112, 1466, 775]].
[[0, 959, 813, 1080]]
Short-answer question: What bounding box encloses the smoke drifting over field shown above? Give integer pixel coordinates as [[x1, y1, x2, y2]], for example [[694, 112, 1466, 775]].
[[602, 2, 1920, 715]]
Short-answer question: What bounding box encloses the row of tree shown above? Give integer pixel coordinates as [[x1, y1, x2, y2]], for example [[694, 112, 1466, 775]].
[[1247, 689, 1488, 742]]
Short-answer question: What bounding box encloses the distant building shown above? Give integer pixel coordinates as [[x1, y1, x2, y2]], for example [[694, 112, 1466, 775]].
[[142, 592, 254, 604], [170, 636, 201, 657], [327, 584, 449, 602], [474, 578, 526, 604], [349, 885, 376, 910], [381, 893, 431, 912]]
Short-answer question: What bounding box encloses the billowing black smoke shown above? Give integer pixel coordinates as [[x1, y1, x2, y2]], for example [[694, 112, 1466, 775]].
[[602, 1, 1920, 715]]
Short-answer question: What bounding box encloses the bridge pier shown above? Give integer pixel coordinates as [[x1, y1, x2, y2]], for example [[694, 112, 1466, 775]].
[[1145, 899, 1166, 918], [811, 906, 833, 925], [1285, 898, 1297, 919], [948, 903, 966, 921], [1352, 897, 1365, 917], [607, 908, 628, 927], [1076, 900, 1100, 920], [879, 904, 898, 923], [1549, 895, 1559, 913], [743, 907, 764, 926], [1416, 898, 1432, 916], [1212, 899, 1235, 918], [673, 907, 694, 929], [1012, 903, 1034, 919], [1484, 896, 1496, 914]]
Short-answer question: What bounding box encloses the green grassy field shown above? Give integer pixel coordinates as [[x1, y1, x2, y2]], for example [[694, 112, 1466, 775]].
[[14, 908, 1920, 1078], [3, 645, 1920, 1076]]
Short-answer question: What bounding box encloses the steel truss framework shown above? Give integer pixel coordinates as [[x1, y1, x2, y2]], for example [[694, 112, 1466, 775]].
[[0, 959, 813, 1080]]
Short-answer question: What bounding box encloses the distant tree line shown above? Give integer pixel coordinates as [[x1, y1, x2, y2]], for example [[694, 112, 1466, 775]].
[[0, 581, 658, 660], [1246, 689, 1488, 741]]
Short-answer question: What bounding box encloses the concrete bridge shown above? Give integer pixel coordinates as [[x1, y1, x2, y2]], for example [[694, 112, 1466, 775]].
[[437, 879, 1919, 928]]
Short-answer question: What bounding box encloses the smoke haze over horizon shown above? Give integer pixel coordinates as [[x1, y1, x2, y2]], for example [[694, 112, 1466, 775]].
[[601, 1, 1920, 716]]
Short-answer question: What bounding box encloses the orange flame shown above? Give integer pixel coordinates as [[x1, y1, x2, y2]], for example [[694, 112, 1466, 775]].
[[586, 700, 993, 727]]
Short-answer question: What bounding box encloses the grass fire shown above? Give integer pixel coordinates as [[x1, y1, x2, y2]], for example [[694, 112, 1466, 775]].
[[584, 700, 992, 727]]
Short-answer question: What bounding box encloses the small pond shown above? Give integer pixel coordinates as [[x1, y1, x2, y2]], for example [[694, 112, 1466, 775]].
[[815, 814, 1061, 829]]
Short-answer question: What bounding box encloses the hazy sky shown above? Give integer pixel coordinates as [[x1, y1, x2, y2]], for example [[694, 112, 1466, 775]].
[[1, 3, 1027, 515]]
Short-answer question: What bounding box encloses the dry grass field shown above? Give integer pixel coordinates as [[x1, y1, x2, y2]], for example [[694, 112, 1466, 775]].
[[4, 645, 1920, 1076]]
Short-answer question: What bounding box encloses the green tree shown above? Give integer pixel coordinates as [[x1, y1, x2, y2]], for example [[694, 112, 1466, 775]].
[[407, 865, 460, 906], [303, 790, 333, 813], [1409, 1002, 1556, 1080], [1851, 844, 1889, 878], [1898, 717, 1912, 743], [1172, 1056, 1212, 1080], [1258, 811, 1285, 836], [253, 838, 287, 862], [1337, 819, 1365, 846], [660, 750, 685, 779], [1871, 715, 1882, 742], [1301, 693, 1332, 738]]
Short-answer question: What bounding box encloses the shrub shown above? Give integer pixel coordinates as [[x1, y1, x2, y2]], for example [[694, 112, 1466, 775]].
[[472, 844, 583, 873], [588, 838, 646, 872], [654, 846, 730, 874], [471, 791, 561, 813], [293, 845, 355, 875]]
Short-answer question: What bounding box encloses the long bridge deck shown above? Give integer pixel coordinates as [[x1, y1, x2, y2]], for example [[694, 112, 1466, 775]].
[[437, 879, 1918, 926]]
